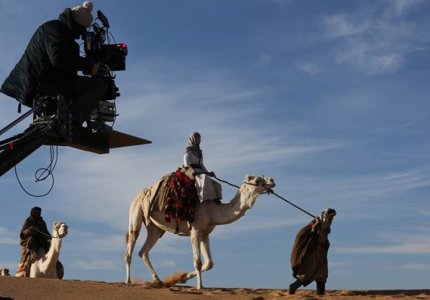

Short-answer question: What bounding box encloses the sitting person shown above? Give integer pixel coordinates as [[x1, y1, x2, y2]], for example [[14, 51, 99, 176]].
[[16, 207, 51, 277], [0, 2, 106, 127], [289, 208, 337, 295], [183, 132, 222, 203]]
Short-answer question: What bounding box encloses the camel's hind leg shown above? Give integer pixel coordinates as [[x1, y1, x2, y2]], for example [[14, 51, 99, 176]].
[[124, 194, 144, 284], [138, 222, 165, 285]]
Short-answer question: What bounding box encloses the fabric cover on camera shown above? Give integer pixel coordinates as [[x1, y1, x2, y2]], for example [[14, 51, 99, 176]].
[[72, 1, 93, 28]]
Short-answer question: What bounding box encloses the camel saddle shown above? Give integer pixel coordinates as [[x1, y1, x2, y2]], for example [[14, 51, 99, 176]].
[[149, 168, 199, 225]]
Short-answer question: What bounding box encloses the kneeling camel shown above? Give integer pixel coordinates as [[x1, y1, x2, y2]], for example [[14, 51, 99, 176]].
[[30, 221, 68, 279]]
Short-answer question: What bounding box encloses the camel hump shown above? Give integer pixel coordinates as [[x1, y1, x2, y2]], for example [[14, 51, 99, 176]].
[[150, 174, 174, 212]]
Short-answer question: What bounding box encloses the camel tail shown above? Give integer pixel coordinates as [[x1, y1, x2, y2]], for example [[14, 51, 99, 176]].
[[125, 232, 129, 244]]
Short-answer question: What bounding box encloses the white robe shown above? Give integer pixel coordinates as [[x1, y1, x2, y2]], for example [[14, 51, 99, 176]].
[[183, 150, 222, 202]]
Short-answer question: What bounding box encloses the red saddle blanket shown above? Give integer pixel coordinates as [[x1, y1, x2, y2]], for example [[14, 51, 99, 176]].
[[152, 168, 199, 224]]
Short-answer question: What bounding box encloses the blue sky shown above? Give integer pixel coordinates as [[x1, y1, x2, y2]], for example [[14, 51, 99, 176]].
[[1, 0, 429, 290]]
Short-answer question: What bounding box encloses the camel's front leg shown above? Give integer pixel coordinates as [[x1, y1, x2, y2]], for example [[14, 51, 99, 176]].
[[185, 233, 213, 288], [188, 229, 203, 289], [200, 234, 213, 272]]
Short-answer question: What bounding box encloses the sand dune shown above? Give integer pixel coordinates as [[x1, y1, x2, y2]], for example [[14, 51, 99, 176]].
[[0, 276, 429, 300]]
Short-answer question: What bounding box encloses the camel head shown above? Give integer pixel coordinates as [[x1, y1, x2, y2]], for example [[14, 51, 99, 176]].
[[243, 175, 275, 193], [239, 175, 275, 210], [52, 221, 68, 239]]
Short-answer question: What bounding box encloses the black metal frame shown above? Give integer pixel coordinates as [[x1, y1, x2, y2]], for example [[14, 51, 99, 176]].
[[0, 96, 71, 177], [0, 95, 151, 178]]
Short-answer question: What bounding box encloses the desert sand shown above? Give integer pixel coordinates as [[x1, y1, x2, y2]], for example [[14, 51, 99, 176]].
[[0, 276, 429, 300]]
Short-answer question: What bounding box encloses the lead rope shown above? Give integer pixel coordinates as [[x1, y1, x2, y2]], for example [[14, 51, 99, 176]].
[[213, 175, 316, 218], [29, 227, 59, 239], [213, 175, 240, 189], [267, 189, 316, 218]]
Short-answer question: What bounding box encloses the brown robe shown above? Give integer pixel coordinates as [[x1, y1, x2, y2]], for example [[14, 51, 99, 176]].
[[290, 219, 331, 286], [16, 216, 51, 277]]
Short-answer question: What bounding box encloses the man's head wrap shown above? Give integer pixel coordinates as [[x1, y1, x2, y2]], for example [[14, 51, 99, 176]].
[[30, 206, 42, 218], [322, 208, 336, 220]]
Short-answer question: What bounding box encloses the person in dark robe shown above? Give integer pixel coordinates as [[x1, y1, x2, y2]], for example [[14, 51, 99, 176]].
[[16, 207, 51, 277], [0, 2, 106, 127], [289, 208, 337, 295]]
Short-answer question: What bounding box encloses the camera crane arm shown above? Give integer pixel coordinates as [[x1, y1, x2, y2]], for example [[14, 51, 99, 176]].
[[0, 102, 52, 177], [0, 123, 50, 177]]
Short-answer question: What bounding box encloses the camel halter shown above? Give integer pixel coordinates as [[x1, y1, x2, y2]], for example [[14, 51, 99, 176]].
[[214, 176, 316, 218], [214, 175, 271, 193], [29, 227, 62, 239]]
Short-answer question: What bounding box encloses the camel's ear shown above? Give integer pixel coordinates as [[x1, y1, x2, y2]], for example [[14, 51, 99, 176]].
[[53, 221, 61, 230], [244, 175, 254, 183]]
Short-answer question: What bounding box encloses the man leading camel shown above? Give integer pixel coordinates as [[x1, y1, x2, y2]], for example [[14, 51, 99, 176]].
[[289, 208, 337, 295]]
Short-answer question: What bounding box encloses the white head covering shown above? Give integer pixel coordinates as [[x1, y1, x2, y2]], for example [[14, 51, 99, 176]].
[[188, 132, 201, 146], [71, 1, 94, 28], [322, 208, 336, 224]]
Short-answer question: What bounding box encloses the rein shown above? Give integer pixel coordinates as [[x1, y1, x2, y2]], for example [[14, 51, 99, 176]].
[[214, 175, 270, 192], [213, 175, 240, 189], [30, 227, 61, 239], [214, 176, 316, 218]]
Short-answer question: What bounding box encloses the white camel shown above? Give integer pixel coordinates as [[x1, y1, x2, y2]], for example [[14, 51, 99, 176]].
[[124, 172, 275, 289], [30, 221, 68, 279], [0, 268, 9, 276]]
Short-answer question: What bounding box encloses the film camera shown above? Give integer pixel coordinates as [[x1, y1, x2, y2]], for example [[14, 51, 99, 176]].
[[82, 10, 127, 124], [83, 10, 127, 73]]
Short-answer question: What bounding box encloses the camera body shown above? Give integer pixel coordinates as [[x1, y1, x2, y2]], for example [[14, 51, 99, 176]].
[[83, 32, 127, 71], [82, 9, 127, 90], [82, 10, 127, 124]]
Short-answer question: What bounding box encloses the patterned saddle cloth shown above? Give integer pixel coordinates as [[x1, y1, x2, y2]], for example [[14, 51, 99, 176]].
[[151, 168, 199, 224]]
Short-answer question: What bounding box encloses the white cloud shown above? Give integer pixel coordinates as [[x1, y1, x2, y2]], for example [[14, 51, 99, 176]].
[[0, 227, 17, 245], [333, 38, 405, 75], [256, 53, 272, 66], [0, 260, 17, 271], [323, 14, 370, 39], [323, 168, 430, 199], [419, 209, 430, 217], [336, 244, 430, 255], [322, 1, 428, 75], [295, 62, 322, 76], [257, 0, 293, 4], [74, 258, 120, 271], [335, 231, 430, 255], [68, 232, 126, 253], [212, 217, 305, 239], [366, 53, 404, 75], [398, 263, 430, 271], [385, 0, 424, 16]]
